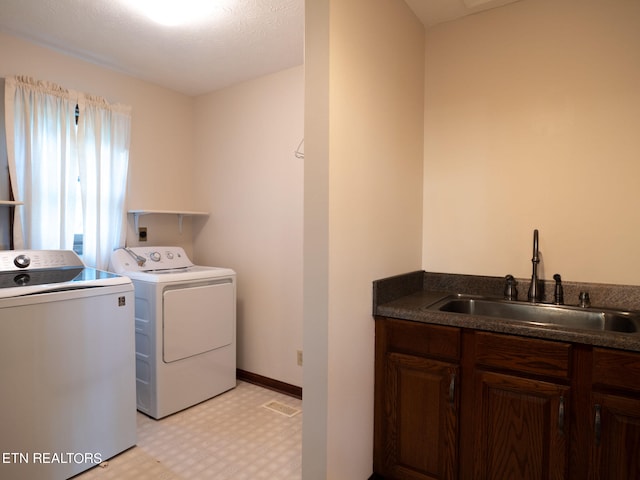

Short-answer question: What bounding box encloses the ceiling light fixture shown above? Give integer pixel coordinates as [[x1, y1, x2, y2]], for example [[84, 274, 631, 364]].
[[127, 0, 220, 26]]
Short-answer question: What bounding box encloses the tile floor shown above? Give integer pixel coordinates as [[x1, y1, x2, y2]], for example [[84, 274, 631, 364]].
[[74, 381, 302, 480]]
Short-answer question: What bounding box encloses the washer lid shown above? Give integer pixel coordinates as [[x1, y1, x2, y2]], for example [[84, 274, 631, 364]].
[[0, 249, 131, 298]]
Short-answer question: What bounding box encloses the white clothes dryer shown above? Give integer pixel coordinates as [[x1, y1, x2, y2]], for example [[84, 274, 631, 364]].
[[110, 246, 236, 419]]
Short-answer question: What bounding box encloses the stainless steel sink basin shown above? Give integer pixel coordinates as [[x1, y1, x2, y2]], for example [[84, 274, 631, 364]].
[[429, 295, 640, 333]]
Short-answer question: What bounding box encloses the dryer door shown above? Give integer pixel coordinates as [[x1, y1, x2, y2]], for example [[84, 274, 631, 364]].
[[163, 280, 235, 363]]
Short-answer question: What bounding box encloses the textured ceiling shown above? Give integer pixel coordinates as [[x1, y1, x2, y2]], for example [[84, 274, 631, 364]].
[[0, 0, 520, 97], [0, 0, 305, 96]]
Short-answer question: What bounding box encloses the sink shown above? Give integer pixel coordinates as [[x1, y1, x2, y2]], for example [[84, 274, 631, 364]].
[[429, 295, 640, 333]]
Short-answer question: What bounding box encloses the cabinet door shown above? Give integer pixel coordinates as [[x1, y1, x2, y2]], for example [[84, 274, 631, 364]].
[[381, 352, 459, 480], [473, 371, 569, 480], [589, 393, 640, 480]]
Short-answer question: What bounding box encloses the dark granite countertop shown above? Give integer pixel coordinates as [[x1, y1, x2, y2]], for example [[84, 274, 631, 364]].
[[373, 271, 640, 353]]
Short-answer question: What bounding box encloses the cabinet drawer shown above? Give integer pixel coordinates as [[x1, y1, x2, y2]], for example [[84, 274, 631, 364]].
[[475, 331, 571, 380], [593, 347, 640, 392], [384, 318, 460, 361]]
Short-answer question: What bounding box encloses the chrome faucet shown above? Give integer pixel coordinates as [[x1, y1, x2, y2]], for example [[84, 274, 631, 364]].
[[527, 229, 541, 302]]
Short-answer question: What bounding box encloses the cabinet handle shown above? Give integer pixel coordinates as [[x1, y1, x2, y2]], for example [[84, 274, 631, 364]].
[[448, 373, 456, 406], [594, 404, 602, 446], [558, 396, 565, 434]]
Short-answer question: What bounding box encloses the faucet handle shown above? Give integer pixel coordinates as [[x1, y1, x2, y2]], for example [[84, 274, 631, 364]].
[[579, 291, 591, 308], [504, 274, 518, 301], [553, 274, 564, 305]]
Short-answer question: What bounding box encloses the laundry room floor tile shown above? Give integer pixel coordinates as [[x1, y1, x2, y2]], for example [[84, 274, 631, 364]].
[[74, 381, 302, 480]]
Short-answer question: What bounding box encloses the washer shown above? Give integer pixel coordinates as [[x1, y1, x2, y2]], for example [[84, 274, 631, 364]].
[[110, 246, 236, 419], [0, 249, 136, 480]]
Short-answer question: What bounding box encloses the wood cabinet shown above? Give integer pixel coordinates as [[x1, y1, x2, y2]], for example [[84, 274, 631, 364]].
[[470, 332, 571, 480], [588, 348, 640, 479], [374, 318, 460, 480], [373, 317, 640, 480], [472, 371, 569, 479], [589, 392, 640, 479]]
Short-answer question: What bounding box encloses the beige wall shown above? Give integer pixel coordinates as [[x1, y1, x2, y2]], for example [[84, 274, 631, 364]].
[[192, 66, 304, 387], [1, 33, 305, 391], [423, 0, 640, 286], [304, 0, 425, 477], [0, 32, 198, 254]]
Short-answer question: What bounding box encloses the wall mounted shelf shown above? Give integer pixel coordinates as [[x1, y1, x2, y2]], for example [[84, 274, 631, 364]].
[[128, 210, 209, 233]]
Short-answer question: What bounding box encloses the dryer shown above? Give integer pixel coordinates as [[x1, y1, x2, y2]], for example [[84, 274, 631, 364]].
[[110, 246, 236, 419]]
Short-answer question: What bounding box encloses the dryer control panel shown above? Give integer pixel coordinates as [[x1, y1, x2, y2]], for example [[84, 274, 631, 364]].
[[110, 246, 194, 273]]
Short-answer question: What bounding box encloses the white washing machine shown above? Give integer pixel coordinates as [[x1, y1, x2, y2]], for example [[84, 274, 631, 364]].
[[0, 250, 136, 480], [110, 246, 236, 419]]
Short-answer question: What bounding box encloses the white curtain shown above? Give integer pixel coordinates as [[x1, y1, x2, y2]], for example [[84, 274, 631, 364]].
[[4, 76, 131, 270], [4, 76, 78, 251], [77, 94, 131, 270]]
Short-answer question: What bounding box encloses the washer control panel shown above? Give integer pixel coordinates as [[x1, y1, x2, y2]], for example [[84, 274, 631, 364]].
[[0, 250, 84, 272]]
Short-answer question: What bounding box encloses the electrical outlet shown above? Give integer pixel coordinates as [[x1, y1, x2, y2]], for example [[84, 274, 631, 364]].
[[138, 227, 147, 242], [297, 350, 303, 366]]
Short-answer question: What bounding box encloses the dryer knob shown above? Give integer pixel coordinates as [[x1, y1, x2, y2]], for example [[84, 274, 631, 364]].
[[14, 254, 31, 268], [150, 251, 161, 262]]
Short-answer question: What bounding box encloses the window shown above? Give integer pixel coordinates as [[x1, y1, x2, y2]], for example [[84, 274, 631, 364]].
[[4, 76, 131, 270]]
